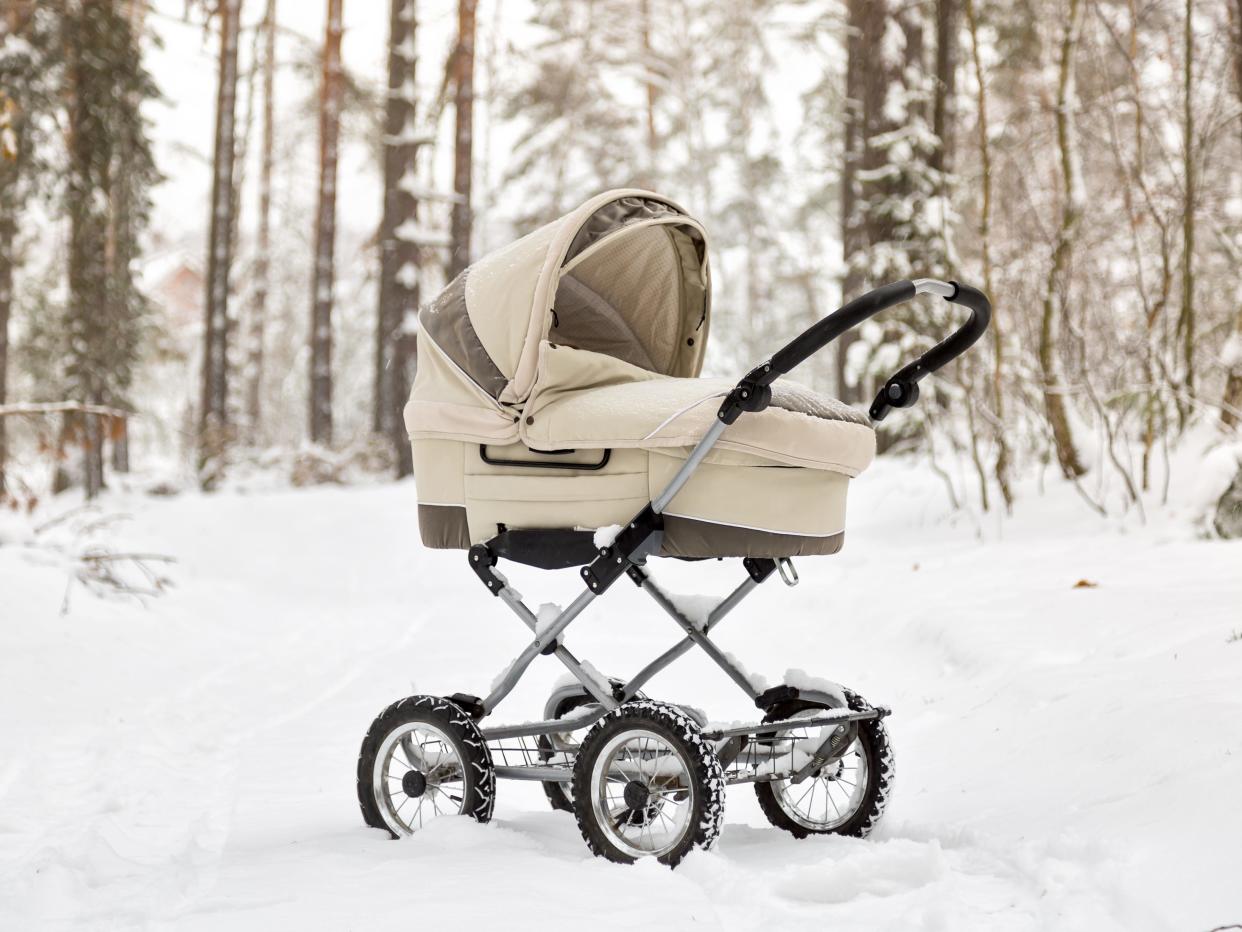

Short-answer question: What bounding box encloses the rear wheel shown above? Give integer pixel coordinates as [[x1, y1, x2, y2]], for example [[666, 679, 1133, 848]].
[[357, 695, 495, 837], [571, 700, 724, 866], [753, 690, 893, 839]]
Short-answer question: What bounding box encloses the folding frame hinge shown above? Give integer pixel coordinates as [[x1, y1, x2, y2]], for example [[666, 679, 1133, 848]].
[[468, 544, 505, 597], [580, 505, 664, 595], [742, 557, 778, 583]]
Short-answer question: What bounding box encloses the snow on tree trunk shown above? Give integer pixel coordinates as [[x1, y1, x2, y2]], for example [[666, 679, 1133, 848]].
[[447, 0, 476, 281], [244, 0, 276, 443], [309, 0, 344, 447], [1039, 0, 1087, 480], [374, 0, 419, 477], [199, 0, 241, 488]]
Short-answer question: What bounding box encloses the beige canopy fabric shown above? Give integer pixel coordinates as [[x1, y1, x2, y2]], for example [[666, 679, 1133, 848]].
[[406, 189, 878, 559], [410, 189, 711, 446]]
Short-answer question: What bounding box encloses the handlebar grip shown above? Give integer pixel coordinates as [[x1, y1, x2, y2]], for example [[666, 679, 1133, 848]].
[[768, 280, 916, 378], [868, 281, 992, 421]]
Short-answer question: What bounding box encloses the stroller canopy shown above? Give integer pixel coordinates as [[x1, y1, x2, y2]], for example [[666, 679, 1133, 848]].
[[420, 189, 711, 411]]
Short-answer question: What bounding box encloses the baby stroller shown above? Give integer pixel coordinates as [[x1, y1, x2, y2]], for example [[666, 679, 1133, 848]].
[[357, 189, 991, 865]]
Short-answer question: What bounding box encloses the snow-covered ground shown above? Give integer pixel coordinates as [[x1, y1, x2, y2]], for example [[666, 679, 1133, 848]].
[[1, 459, 1240, 931]]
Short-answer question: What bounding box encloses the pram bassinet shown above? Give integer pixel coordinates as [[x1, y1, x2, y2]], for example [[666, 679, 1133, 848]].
[[406, 189, 876, 560]]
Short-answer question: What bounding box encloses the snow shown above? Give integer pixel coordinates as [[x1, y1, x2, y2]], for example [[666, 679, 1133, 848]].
[[534, 601, 563, 637], [663, 589, 721, 631], [2, 460, 1241, 930], [592, 523, 623, 549]]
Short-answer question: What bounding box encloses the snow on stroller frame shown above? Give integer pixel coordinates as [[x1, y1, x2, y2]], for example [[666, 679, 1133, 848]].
[[357, 190, 991, 865]]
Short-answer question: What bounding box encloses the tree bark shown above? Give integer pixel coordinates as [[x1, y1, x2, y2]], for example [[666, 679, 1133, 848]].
[[198, 0, 241, 487], [1177, 0, 1195, 414], [244, 0, 276, 443], [931, 0, 957, 176], [1224, 0, 1242, 430], [1039, 0, 1087, 480], [309, 0, 344, 447], [964, 0, 1011, 509], [837, 0, 868, 404], [375, 0, 419, 477], [0, 205, 11, 497], [446, 0, 476, 280]]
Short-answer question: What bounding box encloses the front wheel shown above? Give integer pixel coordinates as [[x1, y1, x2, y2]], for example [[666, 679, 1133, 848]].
[[753, 690, 893, 838], [356, 695, 495, 837], [571, 700, 724, 867]]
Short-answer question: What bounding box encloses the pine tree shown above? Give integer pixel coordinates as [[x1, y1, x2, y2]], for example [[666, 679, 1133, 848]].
[[501, 0, 643, 227], [60, 0, 158, 497], [375, 0, 420, 476], [842, 0, 953, 410], [199, 0, 242, 487], [0, 1, 56, 497], [309, 0, 344, 447]]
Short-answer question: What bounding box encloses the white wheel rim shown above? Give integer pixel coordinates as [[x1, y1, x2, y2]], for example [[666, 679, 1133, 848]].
[[590, 728, 695, 859], [373, 722, 467, 836], [769, 714, 869, 831]]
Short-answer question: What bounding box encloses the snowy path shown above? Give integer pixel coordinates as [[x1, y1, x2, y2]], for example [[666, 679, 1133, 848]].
[[2, 467, 1240, 930]]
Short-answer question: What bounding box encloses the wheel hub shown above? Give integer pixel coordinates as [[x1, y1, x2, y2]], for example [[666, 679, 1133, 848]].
[[401, 769, 427, 798], [622, 780, 650, 810]]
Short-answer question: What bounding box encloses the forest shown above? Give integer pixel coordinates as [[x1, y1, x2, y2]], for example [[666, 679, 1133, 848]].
[[1, 0, 1241, 529]]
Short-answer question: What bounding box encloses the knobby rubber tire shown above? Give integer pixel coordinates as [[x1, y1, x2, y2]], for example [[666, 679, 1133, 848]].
[[356, 695, 495, 837], [753, 688, 894, 839], [571, 700, 725, 867]]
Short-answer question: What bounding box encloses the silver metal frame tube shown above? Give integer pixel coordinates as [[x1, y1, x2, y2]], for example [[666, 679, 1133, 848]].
[[480, 587, 598, 714], [622, 576, 758, 699], [637, 574, 764, 701], [912, 277, 954, 297], [651, 418, 728, 514]]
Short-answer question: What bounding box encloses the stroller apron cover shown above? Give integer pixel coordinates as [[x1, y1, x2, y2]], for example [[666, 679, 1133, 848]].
[[359, 189, 993, 866]]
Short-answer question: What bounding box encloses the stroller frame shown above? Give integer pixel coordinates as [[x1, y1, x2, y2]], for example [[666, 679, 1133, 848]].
[[451, 278, 992, 787]]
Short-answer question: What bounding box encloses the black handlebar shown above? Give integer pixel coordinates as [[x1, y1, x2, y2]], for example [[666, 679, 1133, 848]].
[[716, 279, 992, 426]]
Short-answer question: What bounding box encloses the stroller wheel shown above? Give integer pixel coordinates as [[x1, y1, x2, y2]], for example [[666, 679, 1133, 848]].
[[754, 689, 893, 839], [356, 695, 495, 838], [538, 693, 592, 813], [571, 700, 724, 867]]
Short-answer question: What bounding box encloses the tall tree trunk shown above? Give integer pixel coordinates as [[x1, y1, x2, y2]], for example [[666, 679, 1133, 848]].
[[198, 0, 241, 487], [64, 3, 110, 499], [1177, 0, 1195, 417], [931, 0, 957, 176], [1224, 0, 1242, 430], [447, 0, 476, 280], [0, 205, 11, 498], [245, 0, 276, 442], [964, 0, 1011, 509], [375, 0, 419, 477], [837, 0, 867, 404], [309, 0, 344, 446], [1039, 0, 1087, 480], [640, 0, 659, 186]]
